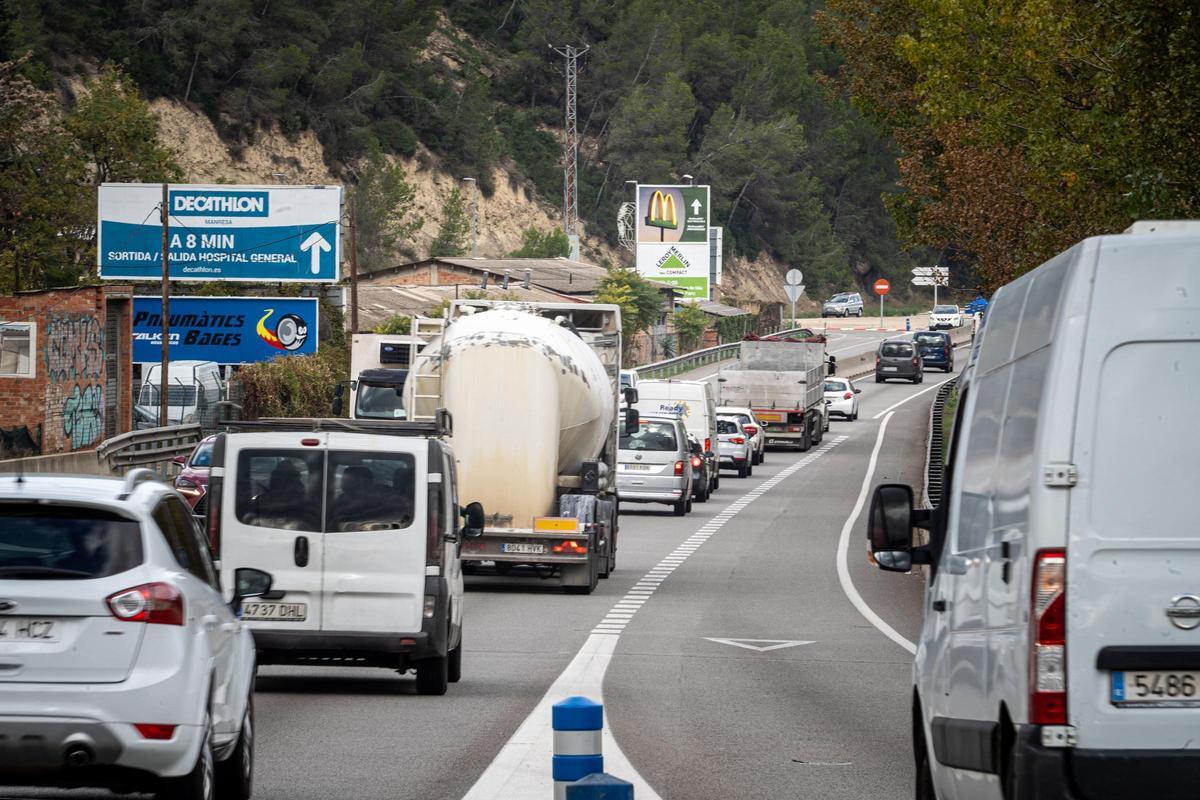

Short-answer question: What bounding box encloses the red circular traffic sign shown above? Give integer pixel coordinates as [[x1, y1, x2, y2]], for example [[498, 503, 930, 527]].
[[874, 278, 890, 296]]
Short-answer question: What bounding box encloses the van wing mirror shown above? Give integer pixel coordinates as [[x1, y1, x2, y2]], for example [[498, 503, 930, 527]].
[[827, 355, 837, 376], [867, 484, 933, 572], [623, 407, 639, 436], [461, 501, 485, 538]]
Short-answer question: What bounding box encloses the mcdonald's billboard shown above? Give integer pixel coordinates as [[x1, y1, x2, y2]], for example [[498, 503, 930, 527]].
[[635, 184, 712, 300]]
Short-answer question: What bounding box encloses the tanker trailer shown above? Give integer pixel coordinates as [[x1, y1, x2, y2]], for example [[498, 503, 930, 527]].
[[406, 300, 629, 594]]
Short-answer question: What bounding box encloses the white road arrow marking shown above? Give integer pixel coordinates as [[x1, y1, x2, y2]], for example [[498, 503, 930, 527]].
[[704, 638, 815, 653], [691, 198, 702, 215], [299, 231, 331, 274]]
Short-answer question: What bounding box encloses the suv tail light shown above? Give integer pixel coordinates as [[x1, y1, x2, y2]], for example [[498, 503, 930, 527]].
[[704, 438, 711, 452], [743, 425, 758, 437], [1031, 549, 1067, 724], [876, 355, 881, 366], [731, 436, 745, 444], [107, 583, 184, 626], [843, 391, 853, 400], [674, 460, 684, 476]]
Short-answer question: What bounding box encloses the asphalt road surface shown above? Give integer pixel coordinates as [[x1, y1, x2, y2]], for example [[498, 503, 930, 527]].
[[5, 360, 961, 800]]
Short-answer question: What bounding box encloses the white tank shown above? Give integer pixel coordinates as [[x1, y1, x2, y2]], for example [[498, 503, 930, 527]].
[[421, 308, 614, 527]]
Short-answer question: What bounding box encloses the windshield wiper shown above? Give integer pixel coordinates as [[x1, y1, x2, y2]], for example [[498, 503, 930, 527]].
[[0, 566, 94, 579]]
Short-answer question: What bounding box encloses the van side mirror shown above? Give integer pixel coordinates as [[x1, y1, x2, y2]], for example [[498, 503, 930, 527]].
[[623, 407, 639, 436], [867, 484, 933, 572], [332, 383, 345, 416], [230, 567, 273, 612], [461, 501, 485, 538], [622, 386, 638, 405]]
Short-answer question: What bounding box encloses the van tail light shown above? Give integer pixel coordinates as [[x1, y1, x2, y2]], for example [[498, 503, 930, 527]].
[[945, 345, 952, 358], [205, 478, 222, 558], [743, 425, 758, 437], [107, 583, 185, 626], [690, 455, 703, 469], [674, 460, 684, 476], [843, 392, 853, 400], [1031, 549, 1067, 724], [704, 438, 711, 452], [731, 436, 745, 445], [552, 540, 588, 555]]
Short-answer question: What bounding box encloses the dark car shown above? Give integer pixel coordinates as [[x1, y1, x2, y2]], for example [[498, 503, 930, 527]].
[[875, 338, 923, 384], [172, 434, 216, 513], [913, 330, 954, 372], [686, 434, 713, 503]]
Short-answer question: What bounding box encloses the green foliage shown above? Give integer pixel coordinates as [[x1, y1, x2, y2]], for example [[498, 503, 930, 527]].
[[351, 150, 423, 271], [373, 314, 411, 334], [717, 313, 757, 343], [672, 302, 710, 353], [430, 187, 471, 257], [595, 268, 663, 351], [507, 227, 570, 258], [238, 347, 347, 420]]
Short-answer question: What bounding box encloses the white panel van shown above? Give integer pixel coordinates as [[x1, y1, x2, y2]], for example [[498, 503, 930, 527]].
[[867, 225, 1200, 799], [635, 380, 720, 497]]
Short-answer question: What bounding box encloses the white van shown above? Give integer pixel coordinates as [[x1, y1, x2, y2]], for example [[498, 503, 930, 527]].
[[205, 417, 484, 696], [636, 380, 719, 497], [137, 360, 224, 426], [867, 225, 1200, 799]]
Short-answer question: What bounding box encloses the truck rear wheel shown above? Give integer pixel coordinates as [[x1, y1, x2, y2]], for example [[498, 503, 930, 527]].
[[798, 423, 812, 452], [563, 560, 599, 594]]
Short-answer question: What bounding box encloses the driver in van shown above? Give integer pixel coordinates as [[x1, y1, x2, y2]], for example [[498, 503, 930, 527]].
[[251, 460, 307, 520]]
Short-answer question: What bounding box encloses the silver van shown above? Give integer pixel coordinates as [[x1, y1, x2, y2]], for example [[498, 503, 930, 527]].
[[617, 415, 693, 516]]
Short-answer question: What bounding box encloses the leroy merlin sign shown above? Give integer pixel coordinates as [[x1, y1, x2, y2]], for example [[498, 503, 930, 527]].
[[635, 183, 711, 299]]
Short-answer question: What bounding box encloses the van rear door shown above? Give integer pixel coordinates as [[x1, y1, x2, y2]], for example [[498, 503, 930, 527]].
[[220, 437, 325, 632], [320, 435, 425, 634], [1069, 239, 1200, 750]]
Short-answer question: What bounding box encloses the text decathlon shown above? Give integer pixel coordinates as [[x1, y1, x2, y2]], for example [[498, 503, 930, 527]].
[[170, 190, 269, 217]]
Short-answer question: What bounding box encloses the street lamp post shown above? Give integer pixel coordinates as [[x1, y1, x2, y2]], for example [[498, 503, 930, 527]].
[[463, 177, 478, 257]]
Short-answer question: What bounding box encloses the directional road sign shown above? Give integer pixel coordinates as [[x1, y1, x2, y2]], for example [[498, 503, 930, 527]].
[[912, 276, 948, 286], [785, 268, 803, 286], [785, 283, 805, 303]]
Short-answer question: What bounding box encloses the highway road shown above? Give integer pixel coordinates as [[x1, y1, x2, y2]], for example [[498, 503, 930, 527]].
[[6, 359, 960, 800]]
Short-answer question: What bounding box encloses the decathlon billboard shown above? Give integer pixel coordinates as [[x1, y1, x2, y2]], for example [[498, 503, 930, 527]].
[[635, 184, 711, 299], [99, 183, 342, 283], [131, 296, 318, 364]]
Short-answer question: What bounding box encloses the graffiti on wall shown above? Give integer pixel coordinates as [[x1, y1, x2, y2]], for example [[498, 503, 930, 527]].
[[43, 314, 105, 451]]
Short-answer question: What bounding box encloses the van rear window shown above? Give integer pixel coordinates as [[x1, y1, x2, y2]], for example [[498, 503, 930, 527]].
[[235, 450, 324, 532], [881, 342, 913, 357], [327, 452, 416, 532], [0, 505, 142, 579]]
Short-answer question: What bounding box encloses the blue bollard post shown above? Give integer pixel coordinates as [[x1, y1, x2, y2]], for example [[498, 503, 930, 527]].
[[906, 317, 911, 331], [553, 697, 604, 800], [567, 773, 634, 800]]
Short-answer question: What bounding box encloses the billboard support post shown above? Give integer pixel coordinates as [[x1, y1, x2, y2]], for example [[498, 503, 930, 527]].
[[159, 182, 169, 427]]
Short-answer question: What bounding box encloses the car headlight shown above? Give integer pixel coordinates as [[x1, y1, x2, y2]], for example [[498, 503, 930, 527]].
[[176, 477, 197, 490]]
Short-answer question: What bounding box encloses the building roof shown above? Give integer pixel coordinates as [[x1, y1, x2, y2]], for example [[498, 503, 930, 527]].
[[694, 300, 752, 318], [364, 257, 678, 296], [353, 283, 586, 332]]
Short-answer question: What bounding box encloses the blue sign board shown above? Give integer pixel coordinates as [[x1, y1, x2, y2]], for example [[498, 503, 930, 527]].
[[132, 297, 319, 365], [99, 184, 342, 283]]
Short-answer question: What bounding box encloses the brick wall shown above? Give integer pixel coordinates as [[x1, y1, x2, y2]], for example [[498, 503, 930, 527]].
[[0, 286, 132, 457]]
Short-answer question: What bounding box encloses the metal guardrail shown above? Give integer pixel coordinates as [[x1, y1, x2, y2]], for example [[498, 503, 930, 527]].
[[632, 328, 812, 380], [922, 377, 958, 510], [96, 423, 203, 475]]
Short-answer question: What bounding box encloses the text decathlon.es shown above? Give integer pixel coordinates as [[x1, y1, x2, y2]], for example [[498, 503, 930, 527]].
[[170, 190, 269, 217]]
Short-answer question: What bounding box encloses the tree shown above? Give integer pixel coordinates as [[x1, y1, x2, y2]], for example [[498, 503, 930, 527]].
[[507, 227, 570, 258], [594, 267, 663, 356], [351, 150, 423, 272], [374, 314, 411, 334], [672, 302, 709, 353], [430, 186, 470, 257]]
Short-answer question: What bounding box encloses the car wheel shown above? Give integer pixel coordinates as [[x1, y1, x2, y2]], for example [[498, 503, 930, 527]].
[[447, 632, 463, 683], [215, 699, 253, 800], [158, 715, 214, 800], [747, 463, 753, 477], [851, 410, 858, 421], [415, 656, 449, 696], [712, 475, 720, 491], [737, 463, 748, 478], [875, 375, 884, 383], [673, 499, 687, 516], [916, 746, 936, 800]]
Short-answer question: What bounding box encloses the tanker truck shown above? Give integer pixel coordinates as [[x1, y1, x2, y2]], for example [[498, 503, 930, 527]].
[[406, 300, 630, 594]]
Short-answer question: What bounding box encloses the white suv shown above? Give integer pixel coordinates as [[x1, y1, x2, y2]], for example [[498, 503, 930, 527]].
[[0, 471, 272, 799]]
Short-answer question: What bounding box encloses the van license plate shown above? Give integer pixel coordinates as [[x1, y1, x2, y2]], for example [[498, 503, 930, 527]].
[[882, 366, 898, 372], [501, 543, 545, 554], [0, 618, 58, 642], [622, 464, 651, 471], [1111, 670, 1200, 706], [242, 602, 307, 622]]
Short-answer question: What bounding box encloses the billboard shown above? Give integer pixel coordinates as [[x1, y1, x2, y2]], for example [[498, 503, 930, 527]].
[[132, 296, 319, 364], [99, 184, 342, 282], [635, 184, 711, 299]]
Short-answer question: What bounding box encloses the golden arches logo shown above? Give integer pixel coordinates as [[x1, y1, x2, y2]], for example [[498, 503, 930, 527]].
[[645, 190, 678, 231]]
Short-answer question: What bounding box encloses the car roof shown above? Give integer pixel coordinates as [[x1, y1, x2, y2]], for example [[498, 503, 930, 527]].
[[0, 474, 170, 513]]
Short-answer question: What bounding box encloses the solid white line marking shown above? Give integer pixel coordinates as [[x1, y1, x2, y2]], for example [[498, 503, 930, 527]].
[[835, 412, 917, 654], [463, 438, 847, 800], [872, 376, 957, 419]]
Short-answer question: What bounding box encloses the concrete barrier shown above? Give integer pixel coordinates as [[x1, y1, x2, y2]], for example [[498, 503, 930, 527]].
[[0, 449, 112, 476]]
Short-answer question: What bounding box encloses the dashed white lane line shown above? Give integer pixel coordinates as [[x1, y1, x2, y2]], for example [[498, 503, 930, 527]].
[[461, 435, 849, 800]]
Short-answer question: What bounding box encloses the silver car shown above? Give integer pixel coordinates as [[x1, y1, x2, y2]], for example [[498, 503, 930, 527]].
[[822, 292, 864, 318], [617, 416, 694, 516], [716, 417, 754, 478]]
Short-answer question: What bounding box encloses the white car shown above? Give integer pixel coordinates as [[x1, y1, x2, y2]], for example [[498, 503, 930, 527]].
[[927, 304, 962, 329], [823, 377, 861, 420], [714, 405, 766, 465], [0, 471, 272, 800], [716, 416, 754, 477]]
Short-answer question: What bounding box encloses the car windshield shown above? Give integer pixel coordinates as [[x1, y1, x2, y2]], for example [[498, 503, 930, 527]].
[[881, 342, 913, 357], [717, 419, 740, 434], [189, 441, 214, 467], [934, 305, 958, 313], [0, 505, 143, 579], [828, 295, 850, 303], [355, 382, 407, 420], [620, 421, 677, 452], [914, 332, 945, 345]]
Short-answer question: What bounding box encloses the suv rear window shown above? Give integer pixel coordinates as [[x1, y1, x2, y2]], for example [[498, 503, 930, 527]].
[[914, 332, 946, 345], [881, 342, 913, 357], [717, 419, 740, 434], [621, 421, 677, 452], [0, 505, 143, 579]]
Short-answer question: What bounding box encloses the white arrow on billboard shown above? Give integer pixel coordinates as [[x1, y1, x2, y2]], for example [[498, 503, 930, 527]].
[[300, 231, 332, 275], [785, 269, 803, 286], [691, 198, 703, 215]]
